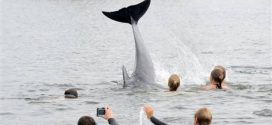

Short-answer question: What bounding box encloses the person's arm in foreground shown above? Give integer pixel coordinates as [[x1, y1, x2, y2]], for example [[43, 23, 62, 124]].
[[144, 105, 167, 125], [103, 106, 118, 125]]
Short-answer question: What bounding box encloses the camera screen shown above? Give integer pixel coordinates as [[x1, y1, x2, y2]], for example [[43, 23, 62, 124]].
[[97, 108, 105, 116], [98, 110, 105, 115]]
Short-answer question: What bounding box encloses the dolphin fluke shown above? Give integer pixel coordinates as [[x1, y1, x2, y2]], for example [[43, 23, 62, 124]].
[[102, 0, 151, 24]]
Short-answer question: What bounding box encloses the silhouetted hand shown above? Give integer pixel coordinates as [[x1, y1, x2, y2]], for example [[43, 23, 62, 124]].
[[144, 105, 153, 119]]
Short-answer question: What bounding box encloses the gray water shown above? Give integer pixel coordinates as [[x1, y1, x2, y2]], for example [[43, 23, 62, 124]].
[[0, 0, 271, 125]]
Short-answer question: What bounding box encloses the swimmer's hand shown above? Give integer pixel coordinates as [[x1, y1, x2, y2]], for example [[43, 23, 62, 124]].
[[103, 106, 113, 120], [144, 105, 154, 119]]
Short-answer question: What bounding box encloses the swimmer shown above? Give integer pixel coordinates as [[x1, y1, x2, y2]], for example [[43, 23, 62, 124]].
[[205, 65, 229, 90], [64, 88, 78, 98], [144, 105, 212, 125], [168, 74, 181, 91]]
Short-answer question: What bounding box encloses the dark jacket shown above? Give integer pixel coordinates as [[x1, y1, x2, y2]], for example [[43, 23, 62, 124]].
[[150, 116, 167, 125], [108, 118, 118, 125]]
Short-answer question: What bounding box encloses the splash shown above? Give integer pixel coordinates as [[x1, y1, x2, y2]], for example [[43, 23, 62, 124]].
[[139, 107, 144, 125], [146, 16, 205, 85], [153, 33, 205, 85]]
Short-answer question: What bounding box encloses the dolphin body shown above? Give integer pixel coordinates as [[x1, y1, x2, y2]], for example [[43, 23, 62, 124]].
[[102, 0, 156, 88]]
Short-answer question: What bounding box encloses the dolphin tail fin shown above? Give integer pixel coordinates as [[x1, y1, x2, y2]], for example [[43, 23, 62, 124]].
[[122, 65, 130, 88], [102, 0, 151, 24]]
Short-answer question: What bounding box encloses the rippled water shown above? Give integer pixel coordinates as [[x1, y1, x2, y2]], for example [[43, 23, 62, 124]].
[[1, 0, 271, 125]]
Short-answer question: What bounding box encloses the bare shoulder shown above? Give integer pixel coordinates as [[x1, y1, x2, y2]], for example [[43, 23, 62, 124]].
[[201, 85, 214, 90], [222, 85, 230, 90], [222, 82, 230, 90]]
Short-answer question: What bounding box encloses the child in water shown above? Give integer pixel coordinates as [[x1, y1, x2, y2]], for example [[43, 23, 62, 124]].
[[205, 65, 229, 90], [168, 74, 181, 91], [153, 74, 181, 96]]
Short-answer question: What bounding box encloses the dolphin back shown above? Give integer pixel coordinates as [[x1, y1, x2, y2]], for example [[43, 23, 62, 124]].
[[102, 0, 151, 24]]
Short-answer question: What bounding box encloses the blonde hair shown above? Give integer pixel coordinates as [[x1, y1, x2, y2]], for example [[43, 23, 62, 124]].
[[168, 74, 180, 91], [195, 108, 212, 125]]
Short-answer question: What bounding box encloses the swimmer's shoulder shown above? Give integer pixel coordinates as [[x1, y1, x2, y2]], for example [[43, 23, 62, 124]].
[[221, 82, 230, 90], [222, 85, 230, 90], [201, 84, 215, 90]]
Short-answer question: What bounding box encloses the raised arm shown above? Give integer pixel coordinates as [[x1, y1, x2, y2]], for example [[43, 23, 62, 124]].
[[144, 105, 168, 125]]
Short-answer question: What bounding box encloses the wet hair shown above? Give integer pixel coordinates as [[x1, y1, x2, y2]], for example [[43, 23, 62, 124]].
[[64, 88, 78, 98], [194, 108, 212, 125], [78, 116, 96, 125], [210, 66, 226, 89], [168, 74, 180, 91]]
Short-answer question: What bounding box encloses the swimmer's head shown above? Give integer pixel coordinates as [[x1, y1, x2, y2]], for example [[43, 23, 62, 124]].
[[210, 66, 226, 89], [64, 88, 78, 98], [194, 108, 212, 125], [168, 74, 181, 91], [78, 116, 96, 125]]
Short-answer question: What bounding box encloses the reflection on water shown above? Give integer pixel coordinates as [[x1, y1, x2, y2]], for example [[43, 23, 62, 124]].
[[1, 0, 271, 125]]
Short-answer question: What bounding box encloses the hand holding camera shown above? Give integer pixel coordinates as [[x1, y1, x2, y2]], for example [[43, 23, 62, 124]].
[[97, 106, 113, 120]]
